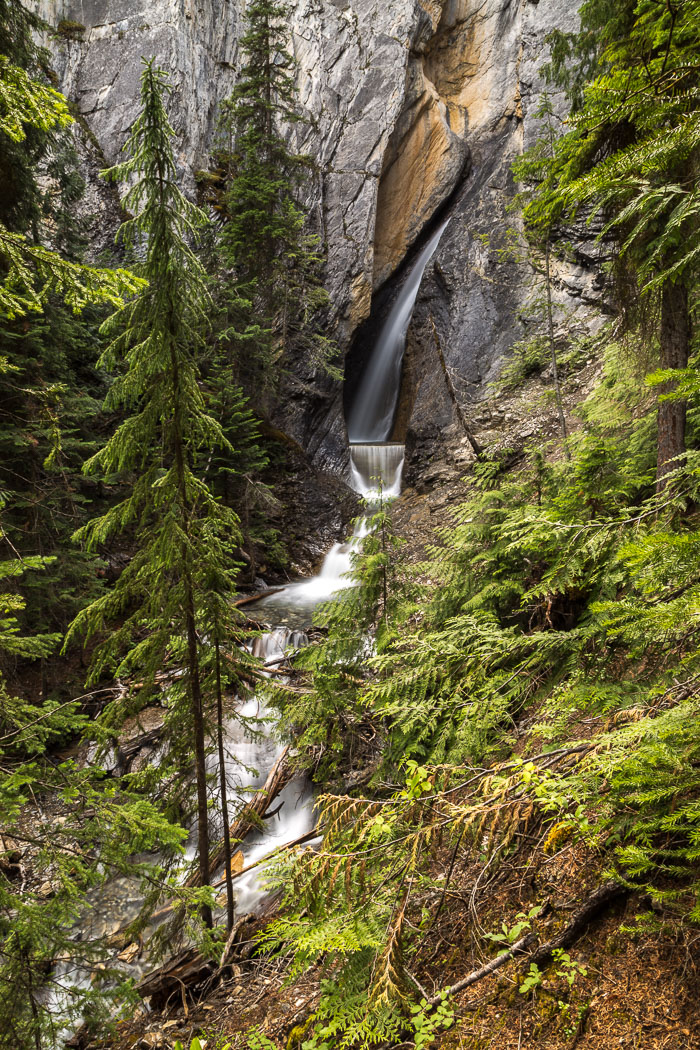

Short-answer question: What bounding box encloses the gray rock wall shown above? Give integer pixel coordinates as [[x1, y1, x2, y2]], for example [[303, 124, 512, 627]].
[[36, 0, 603, 469]]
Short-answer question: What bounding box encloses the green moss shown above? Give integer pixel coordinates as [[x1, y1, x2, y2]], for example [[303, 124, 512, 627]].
[[56, 19, 85, 39]]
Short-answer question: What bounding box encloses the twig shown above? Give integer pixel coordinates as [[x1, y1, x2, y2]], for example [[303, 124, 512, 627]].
[[406, 968, 431, 1002]]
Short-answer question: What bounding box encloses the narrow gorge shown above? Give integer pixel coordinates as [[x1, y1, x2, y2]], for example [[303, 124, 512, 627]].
[[2, 0, 700, 1048]]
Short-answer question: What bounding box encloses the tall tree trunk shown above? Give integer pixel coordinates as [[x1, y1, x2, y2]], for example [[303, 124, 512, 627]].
[[656, 279, 689, 491], [544, 239, 570, 460], [184, 575, 213, 929], [168, 335, 212, 928], [215, 637, 235, 933]]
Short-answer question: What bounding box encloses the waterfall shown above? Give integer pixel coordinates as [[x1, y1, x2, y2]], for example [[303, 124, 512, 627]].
[[349, 443, 404, 500], [50, 215, 451, 1039], [259, 518, 369, 623], [346, 219, 449, 443]]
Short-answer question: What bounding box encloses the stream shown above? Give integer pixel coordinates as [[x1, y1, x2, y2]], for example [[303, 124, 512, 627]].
[[46, 216, 448, 1039]]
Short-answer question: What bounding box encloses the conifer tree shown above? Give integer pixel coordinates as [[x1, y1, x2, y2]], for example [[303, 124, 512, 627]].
[[215, 0, 335, 389], [66, 61, 244, 927], [0, 0, 140, 316], [270, 498, 410, 779], [0, 0, 143, 652]]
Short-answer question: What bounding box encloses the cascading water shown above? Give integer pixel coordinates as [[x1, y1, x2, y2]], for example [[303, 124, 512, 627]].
[[258, 519, 369, 625], [349, 443, 405, 500], [346, 219, 449, 444], [49, 214, 449, 1039]]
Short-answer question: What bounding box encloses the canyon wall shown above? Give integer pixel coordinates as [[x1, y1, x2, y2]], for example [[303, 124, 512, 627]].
[[37, 0, 604, 470]]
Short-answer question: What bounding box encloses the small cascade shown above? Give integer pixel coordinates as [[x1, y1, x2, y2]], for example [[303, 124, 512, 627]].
[[251, 627, 308, 664], [346, 219, 449, 443], [50, 209, 452, 1038], [349, 442, 405, 500], [216, 630, 316, 914], [258, 519, 369, 625]]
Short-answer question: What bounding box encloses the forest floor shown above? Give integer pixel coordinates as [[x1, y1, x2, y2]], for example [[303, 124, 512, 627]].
[[102, 843, 700, 1050]]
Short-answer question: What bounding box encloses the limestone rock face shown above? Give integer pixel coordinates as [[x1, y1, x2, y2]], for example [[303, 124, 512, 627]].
[[399, 0, 607, 455], [40, 0, 604, 470], [37, 0, 240, 181]]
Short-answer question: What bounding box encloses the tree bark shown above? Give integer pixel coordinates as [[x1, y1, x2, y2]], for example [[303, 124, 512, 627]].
[[656, 279, 689, 490], [184, 578, 212, 929], [167, 328, 212, 929], [215, 638, 235, 933], [427, 934, 536, 1004]]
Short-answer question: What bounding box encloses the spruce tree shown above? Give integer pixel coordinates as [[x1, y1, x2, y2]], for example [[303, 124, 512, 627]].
[[0, 0, 140, 316], [215, 0, 335, 390], [0, 0, 143, 652], [66, 61, 244, 927], [0, 21, 184, 1046]]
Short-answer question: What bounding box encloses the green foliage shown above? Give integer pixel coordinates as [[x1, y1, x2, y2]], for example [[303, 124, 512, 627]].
[[484, 906, 543, 952], [268, 500, 411, 779], [0, 598, 183, 1049], [66, 60, 239, 689], [409, 995, 455, 1050], [496, 334, 550, 390], [516, 0, 700, 286], [214, 0, 337, 390], [262, 332, 700, 1042], [519, 963, 544, 995], [246, 1030, 278, 1050], [0, 5, 144, 318], [64, 62, 259, 942]]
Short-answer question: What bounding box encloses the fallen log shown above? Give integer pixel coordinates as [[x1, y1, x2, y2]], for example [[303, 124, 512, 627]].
[[185, 745, 294, 887], [211, 827, 319, 889], [134, 831, 320, 1005], [234, 588, 285, 607], [137, 944, 216, 1010], [427, 934, 535, 1005]]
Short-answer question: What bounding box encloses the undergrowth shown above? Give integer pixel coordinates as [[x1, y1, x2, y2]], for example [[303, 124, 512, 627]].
[[262, 332, 700, 1047]]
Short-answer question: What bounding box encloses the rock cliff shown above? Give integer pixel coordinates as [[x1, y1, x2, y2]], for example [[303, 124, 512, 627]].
[[38, 0, 604, 471]]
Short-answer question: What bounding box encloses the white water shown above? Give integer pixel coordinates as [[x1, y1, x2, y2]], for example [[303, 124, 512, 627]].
[[349, 442, 405, 500], [49, 212, 450, 1038], [258, 517, 368, 622], [346, 219, 449, 443], [214, 628, 315, 914]]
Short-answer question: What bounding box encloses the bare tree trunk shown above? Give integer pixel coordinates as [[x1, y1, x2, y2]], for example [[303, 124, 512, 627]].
[[184, 579, 212, 929], [168, 332, 212, 929], [215, 638, 235, 933], [544, 239, 570, 460], [429, 315, 482, 456], [656, 279, 689, 491]]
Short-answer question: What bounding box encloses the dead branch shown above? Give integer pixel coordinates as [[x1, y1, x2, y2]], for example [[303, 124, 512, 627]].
[[186, 746, 294, 886], [429, 314, 482, 456], [428, 933, 536, 1004], [529, 880, 627, 967], [427, 879, 627, 1006]]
